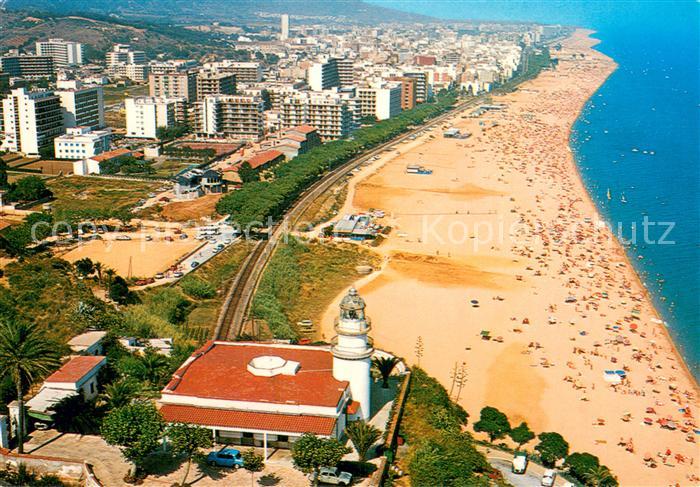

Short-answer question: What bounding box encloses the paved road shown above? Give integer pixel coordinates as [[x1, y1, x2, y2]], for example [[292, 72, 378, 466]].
[[478, 447, 571, 487]]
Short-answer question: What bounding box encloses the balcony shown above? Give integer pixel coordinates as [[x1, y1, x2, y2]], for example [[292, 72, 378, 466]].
[[330, 335, 374, 360]]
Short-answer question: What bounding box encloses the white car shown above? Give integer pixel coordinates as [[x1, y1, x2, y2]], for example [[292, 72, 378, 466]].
[[541, 469, 556, 487], [317, 467, 352, 486]]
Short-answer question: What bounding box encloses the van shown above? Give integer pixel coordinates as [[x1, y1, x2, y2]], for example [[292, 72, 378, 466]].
[[541, 469, 556, 486], [512, 452, 528, 474]]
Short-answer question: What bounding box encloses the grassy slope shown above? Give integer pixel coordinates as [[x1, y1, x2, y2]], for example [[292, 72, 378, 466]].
[[46, 176, 161, 215]]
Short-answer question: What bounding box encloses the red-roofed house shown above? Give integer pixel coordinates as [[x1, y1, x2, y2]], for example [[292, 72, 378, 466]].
[[239, 149, 284, 171], [158, 288, 376, 456]]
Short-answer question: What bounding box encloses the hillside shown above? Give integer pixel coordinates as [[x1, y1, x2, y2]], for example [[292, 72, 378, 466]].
[[0, 11, 242, 61], [6, 0, 434, 25]]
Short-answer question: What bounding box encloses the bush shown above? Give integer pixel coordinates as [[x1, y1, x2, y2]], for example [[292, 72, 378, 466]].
[[409, 432, 489, 487], [180, 277, 216, 299]]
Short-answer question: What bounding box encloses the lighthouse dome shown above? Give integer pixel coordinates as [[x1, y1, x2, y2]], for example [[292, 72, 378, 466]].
[[340, 287, 365, 310]]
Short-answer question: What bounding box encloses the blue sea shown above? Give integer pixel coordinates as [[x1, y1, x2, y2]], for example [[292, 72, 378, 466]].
[[372, 1, 700, 378]]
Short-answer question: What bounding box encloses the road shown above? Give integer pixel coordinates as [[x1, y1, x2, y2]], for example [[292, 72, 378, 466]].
[[478, 448, 572, 487]]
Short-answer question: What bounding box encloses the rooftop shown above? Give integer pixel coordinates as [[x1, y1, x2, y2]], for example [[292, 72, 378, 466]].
[[162, 341, 348, 408], [160, 404, 337, 436], [67, 331, 107, 351], [244, 150, 283, 170], [45, 356, 106, 384]]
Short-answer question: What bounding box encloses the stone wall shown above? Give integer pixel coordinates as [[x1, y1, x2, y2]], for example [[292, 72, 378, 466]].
[[0, 447, 103, 486]]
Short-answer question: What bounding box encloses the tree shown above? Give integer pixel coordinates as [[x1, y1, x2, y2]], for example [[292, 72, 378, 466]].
[[102, 379, 140, 410], [345, 420, 380, 461], [291, 433, 350, 485], [5, 176, 51, 203], [565, 452, 600, 483], [74, 258, 95, 277], [583, 465, 618, 487], [509, 422, 535, 450], [117, 350, 170, 389], [167, 423, 213, 487], [109, 276, 132, 304], [0, 320, 61, 453], [408, 432, 489, 487], [241, 449, 265, 487], [535, 432, 569, 467], [101, 402, 165, 478], [372, 356, 399, 388], [49, 394, 102, 434], [237, 161, 258, 183], [473, 406, 511, 443], [0, 158, 8, 189]]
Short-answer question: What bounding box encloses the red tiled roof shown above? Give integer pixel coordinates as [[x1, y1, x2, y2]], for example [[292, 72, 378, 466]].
[[160, 404, 337, 436], [90, 148, 132, 162], [163, 341, 348, 408], [45, 356, 105, 384], [281, 134, 305, 143], [244, 150, 283, 170], [288, 125, 316, 134], [346, 401, 360, 415]]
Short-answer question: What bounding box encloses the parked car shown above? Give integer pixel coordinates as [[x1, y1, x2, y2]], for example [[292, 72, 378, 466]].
[[512, 452, 528, 474], [318, 467, 352, 486], [541, 469, 556, 487], [155, 273, 164, 279], [116, 235, 131, 241], [145, 235, 153, 241], [206, 448, 244, 468], [223, 238, 232, 244], [191, 261, 199, 268], [179, 234, 188, 239], [173, 271, 184, 278]]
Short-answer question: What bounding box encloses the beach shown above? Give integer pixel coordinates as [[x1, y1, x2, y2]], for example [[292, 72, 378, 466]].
[[318, 30, 699, 486]]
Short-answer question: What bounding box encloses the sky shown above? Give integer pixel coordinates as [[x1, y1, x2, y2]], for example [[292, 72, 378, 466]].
[[368, 0, 699, 31]]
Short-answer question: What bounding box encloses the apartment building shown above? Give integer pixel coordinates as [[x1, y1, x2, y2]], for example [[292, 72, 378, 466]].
[[335, 58, 356, 87], [403, 72, 429, 103], [196, 71, 236, 101], [106, 44, 147, 67], [109, 63, 150, 83], [307, 58, 340, 91], [0, 88, 64, 156], [280, 14, 290, 41], [54, 126, 111, 160], [357, 83, 402, 121], [0, 55, 54, 78], [35, 39, 84, 67], [193, 95, 264, 141], [149, 60, 198, 75], [125, 96, 183, 139], [281, 91, 355, 140], [387, 76, 417, 110], [55, 80, 105, 129], [149, 71, 198, 103], [203, 61, 262, 83]]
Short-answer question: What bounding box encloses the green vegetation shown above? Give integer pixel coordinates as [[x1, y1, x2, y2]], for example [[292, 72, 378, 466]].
[[508, 421, 535, 450], [100, 156, 155, 176], [241, 449, 265, 487], [0, 464, 68, 487], [46, 176, 161, 222], [0, 212, 53, 256], [3, 175, 52, 203], [102, 84, 149, 105], [252, 236, 380, 340], [101, 402, 166, 478], [0, 320, 62, 453], [167, 423, 213, 487], [291, 433, 350, 483], [401, 368, 490, 486], [372, 356, 400, 389], [473, 406, 511, 443], [535, 432, 569, 467], [156, 125, 190, 143], [345, 420, 381, 462], [216, 92, 457, 227]]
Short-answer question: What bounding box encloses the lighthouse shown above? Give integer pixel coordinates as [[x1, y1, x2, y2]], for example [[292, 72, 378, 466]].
[[332, 287, 373, 420]]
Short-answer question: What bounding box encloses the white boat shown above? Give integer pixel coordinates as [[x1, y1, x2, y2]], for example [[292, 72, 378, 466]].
[[621, 194, 627, 204], [607, 188, 611, 201]]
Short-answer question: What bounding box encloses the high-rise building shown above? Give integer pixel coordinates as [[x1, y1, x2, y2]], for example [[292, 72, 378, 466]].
[[35, 39, 84, 67], [193, 95, 264, 141], [202, 61, 263, 83], [357, 83, 402, 121], [125, 97, 183, 139], [335, 58, 356, 87], [109, 64, 150, 83], [149, 71, 198, 103], [281, 91, 356, 140], [388, 76, 417, 110], [403, 72, 429, 103], [280, 14, 290, 41], [196, 71, 236, 101], [55, 80, 105, 129], [0, 88, 64, 156], [106, 44, 147, 67], [0, 55, 54, 78], [307, 58, 340, 91]]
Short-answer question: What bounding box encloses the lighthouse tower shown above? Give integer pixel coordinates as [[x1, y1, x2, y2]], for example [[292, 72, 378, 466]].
[[332, 287, 373, 420]]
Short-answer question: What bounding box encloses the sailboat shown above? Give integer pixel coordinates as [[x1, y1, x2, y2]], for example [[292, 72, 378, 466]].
[[621, 193, 627, 204], [607, 188, 611, 201]]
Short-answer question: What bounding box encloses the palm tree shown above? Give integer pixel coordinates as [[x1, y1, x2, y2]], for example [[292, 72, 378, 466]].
[[102, 379, 140, 410], [344, 420, 381, 461], [372, 356, 399, 388], [93, 262, 104, 285], [0, 320, 61, 453], [583, 465, 616, 487]]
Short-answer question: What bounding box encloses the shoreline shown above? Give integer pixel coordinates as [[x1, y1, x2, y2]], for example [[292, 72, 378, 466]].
[[566, 32, 699, 393], [319, 28, 699, 485]]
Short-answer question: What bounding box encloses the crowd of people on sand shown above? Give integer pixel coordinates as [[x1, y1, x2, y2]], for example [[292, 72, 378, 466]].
[[447, 39, 699, 484]]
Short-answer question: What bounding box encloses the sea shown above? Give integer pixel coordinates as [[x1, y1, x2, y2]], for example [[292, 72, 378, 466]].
[[372, 1, 700, 379]]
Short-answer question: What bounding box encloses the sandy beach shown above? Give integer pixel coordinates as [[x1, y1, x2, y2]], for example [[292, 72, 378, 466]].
[[319, 30, 699, 486]]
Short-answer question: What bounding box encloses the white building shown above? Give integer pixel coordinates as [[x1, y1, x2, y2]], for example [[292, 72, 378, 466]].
[[202, 61, 263, 83], [125, 96, 182, 139], [193, 95, 265, 141], [68, 331, 108, 356], [35, 38, 83, 67], [357, 83, 402, 121], [0, 88, 63, 156], [55, 79, 105, 129], [307, 58, 340, 91], [280, 14, 290, 41], [106, 44, 146, 66], [109, 63, 150, 83], [157, 288, 375, 455], [54, 126, 111, 160], [280, 90, 356, 140]]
